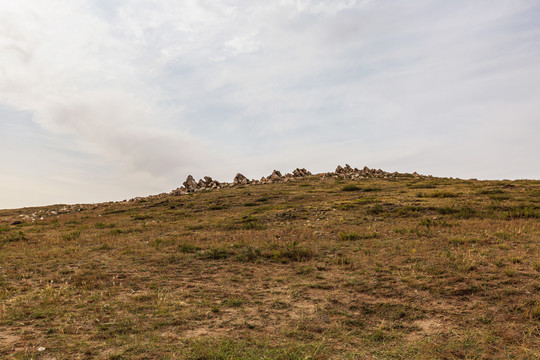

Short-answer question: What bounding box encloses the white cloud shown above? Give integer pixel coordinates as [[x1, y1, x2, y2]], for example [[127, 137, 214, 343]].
[[1, 0, 539, 208]]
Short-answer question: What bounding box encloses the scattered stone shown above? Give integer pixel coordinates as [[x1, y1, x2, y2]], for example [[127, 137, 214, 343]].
[[11, 220, 22, 225], [166, 165, 425, 199]]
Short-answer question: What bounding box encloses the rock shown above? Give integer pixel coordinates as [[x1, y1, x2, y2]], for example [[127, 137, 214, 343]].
[[269, 170, 282, 182], [183, 175, 198, 192], [197, 179, 206, 188], [204, 176, 214, 186], [170, 188, 187, 195], [234, 173, 249, 185], [11, 220, 22, 225], [293, 168, 311, 177], [336, 164, 354, 174]]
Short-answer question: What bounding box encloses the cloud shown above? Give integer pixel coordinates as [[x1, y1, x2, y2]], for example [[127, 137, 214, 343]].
[[1, 0, 540, 207]]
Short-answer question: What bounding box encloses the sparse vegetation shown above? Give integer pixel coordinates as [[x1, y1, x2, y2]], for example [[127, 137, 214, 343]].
[[0, 175, 539, 358]]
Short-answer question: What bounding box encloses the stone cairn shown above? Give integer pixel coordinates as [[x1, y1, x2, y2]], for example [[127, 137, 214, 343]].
[[332, 164, 399, 180], [169, 165, 422, 195]]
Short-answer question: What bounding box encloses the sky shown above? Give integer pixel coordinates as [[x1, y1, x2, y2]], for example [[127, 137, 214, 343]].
[[1, 0, 539, 209]]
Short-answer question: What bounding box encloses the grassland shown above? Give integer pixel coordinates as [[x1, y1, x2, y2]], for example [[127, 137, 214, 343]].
[[1, 174, 539, 359]]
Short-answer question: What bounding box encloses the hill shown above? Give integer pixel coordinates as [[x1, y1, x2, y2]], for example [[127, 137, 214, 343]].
[[1, 166, 539, 359]]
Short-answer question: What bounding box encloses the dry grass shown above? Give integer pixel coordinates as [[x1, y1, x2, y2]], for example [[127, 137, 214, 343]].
[[0, 175, 539, 359]]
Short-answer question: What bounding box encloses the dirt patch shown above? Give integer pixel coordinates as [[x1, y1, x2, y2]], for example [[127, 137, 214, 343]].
[[0, 330, 20, 350]]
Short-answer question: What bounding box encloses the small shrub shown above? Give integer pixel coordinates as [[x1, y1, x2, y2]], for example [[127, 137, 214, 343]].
[[504, 268, 516, 277], [222, 297, 244, 307], [271, 241, 313, 263], [235, 246, 262, 262]]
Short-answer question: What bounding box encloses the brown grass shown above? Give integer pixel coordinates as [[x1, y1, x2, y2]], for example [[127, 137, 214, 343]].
[[0, 176, 539, 359]]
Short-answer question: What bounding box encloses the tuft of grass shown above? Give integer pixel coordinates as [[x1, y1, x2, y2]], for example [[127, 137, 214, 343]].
[[1, 230, 26, 243], [222, 297, 245, 308], [199, 247, 235, 260], [178, 242, 201, 253], [270, 241, 313, 263], [341, 184, 361, 192], [62, 231, 81, 241], [367, 204, 385, 215], [504, 206, 538, 219], [418, 191, 459, 198], [95, 222, 116, 229]]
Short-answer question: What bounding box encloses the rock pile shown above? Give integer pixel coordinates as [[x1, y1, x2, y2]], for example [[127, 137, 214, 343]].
[[293, 168, 311, 177], [234, 173, 249, 185], [169, 164, 421, 196], [332, 164, 399, 180], [177, 174, 222, 193]]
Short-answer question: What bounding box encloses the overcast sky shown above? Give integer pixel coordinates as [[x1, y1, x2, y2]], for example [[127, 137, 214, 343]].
[[1, 0, 539, 209]]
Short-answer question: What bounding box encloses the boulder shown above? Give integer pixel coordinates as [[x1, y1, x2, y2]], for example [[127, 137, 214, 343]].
[[204, 176, 214, 186], [183, 175, 198, 191], [269, 170, 282, 182], [293, 168, 311, 177], [234, 173, 249, 185]]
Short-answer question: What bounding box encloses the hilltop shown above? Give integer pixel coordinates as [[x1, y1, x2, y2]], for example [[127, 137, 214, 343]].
[[0, 165, 539, 359]]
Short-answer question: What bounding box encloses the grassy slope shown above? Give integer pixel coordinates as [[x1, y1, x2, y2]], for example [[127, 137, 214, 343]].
[[0, 175, 539, 359]]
